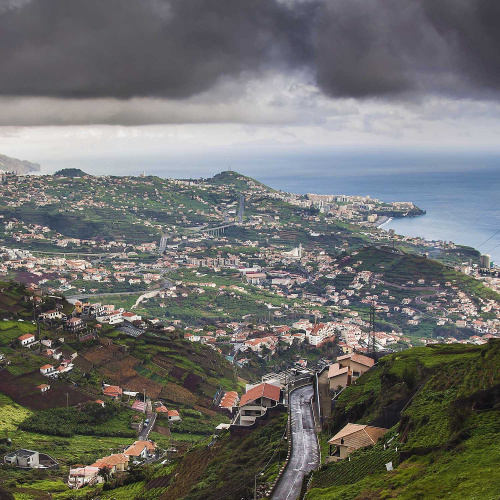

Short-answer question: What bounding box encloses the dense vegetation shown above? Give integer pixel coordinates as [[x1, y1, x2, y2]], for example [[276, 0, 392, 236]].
[[18, 401, 135, 438], [53, 168, 88, 177], [158, 411, 288, 500]]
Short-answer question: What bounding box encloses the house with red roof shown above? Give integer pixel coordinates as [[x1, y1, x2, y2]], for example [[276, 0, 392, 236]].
[[18, 333, 36, 347], [39, 364, 56, 376], [219, 391, 239, 410], [235, 383, 282, 426], [122, 311, 141, 323], [124, 440, 156, 460], [91, 453, 129, 474], [168, 410, 181, 422], [103, 385, 123, 400], [37, 384, 50, 393]]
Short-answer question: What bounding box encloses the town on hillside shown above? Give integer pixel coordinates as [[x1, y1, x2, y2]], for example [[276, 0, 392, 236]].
[[0, 170, 498, 499]]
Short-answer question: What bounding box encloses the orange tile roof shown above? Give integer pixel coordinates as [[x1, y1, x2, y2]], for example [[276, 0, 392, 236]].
[[91, 453, 129, 469], [19, 333, 35, 341], [220, 391, 239, 408], [328, 423, 387, 452], [328, 363, 349, 379], [240, 383, 281, 407], [337, 353, 375, 368], [103, 385, 122, 396], [124, 440, 156, 457]]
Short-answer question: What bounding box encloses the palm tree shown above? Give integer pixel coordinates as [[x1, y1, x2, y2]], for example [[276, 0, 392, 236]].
[[98, 465, 112, 483]]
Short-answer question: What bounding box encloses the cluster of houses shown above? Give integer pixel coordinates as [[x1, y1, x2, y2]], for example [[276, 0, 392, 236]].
[[101, 385, 181, 422], [19, 334, 78, 379], [67, 440, 158, 489], [226, 352, 377, 428]]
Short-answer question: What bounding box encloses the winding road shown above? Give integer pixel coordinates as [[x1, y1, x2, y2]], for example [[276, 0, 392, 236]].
[[271, 385, 319, 500]]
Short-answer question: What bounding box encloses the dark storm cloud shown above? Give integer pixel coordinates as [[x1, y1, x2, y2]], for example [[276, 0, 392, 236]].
[[314, 0, 500, 99], [0, 0, 500, 104], [0, 0, 315, 99]]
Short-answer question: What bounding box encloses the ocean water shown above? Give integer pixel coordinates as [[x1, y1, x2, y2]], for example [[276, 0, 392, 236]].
[[39, 148, 500, 262], [251, 151, 500, 263]]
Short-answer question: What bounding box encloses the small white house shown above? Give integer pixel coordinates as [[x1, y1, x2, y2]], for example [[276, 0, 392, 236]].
[[168, 410, 181, 422], [18, 334, 36, 347], [40, 364, 56, 376]]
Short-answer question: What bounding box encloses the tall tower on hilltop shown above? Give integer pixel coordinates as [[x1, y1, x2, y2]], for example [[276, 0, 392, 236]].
[[238, 194, 245, 223]]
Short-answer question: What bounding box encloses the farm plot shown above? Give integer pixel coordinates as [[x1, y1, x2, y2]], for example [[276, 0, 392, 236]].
[[0, 370, 93, 410], [99, 357, 165, 399], [80, 343, 122, 366], [0, 320, 36, 346]]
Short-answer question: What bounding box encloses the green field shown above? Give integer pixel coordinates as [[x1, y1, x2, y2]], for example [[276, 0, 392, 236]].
[[0, 393, 32, 434], [8, 430, 133, 466], [0, 321, 36, 346]]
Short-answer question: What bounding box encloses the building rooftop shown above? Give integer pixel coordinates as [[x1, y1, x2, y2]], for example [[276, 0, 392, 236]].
[[240, 383, 281, 407]]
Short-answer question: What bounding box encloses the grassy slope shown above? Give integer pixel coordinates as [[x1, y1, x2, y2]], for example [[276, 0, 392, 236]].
[[308, 341, 500, 499], [0, 393, 32, 434]]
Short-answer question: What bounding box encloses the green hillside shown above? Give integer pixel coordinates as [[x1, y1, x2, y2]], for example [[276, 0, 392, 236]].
[[208, 170, 273, 191], [308, 341, 500, 499], [0, 286, 244, 498], [350, 246, 500, 302], [157, 411, 288, 500]]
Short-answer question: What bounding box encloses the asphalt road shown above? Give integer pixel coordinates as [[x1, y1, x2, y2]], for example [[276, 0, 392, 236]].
[[139, 413, 156, 440], [271, 385, 319, 500]]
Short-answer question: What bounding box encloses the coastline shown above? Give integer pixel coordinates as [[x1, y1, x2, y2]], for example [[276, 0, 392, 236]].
[[375, 216, 392, 228]]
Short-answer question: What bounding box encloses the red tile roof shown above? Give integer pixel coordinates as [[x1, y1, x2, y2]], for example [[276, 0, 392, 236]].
[[103, 385, 122, 397], [240, 383, 281, 407], [328, 363, 349, 378], [337, 353, 375, 368], [19, 334, 35, 341]]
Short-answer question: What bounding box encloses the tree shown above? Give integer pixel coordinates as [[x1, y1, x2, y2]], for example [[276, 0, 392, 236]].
[[98, 466, 112, 483]]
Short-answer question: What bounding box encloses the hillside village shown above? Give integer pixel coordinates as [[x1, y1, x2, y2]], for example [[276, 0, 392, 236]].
[[0, 171, 498, 499]]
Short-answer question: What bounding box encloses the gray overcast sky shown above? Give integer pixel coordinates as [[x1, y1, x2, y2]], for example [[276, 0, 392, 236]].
[[1, 0, 500, 168]]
